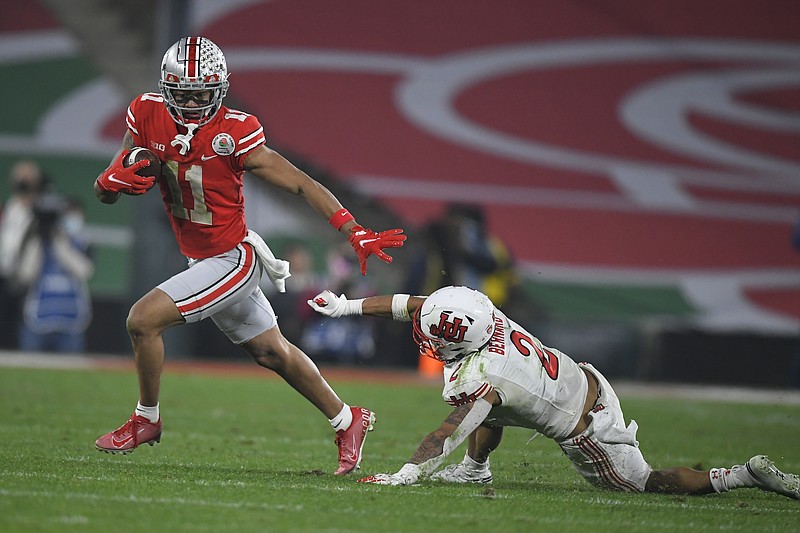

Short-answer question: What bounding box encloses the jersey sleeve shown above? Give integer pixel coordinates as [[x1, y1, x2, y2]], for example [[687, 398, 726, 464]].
[[126, 93, 163, 147], [126, 97, 142, 146], [442, 362, 494, 407], [230, 112, 266, 171]]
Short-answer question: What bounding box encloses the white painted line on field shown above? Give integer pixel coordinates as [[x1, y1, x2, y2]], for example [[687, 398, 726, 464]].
[[0, 488, 303, 512], [0, 351, 97, 370], [2, 351, 799, 406], [613, 381, 800, 407]]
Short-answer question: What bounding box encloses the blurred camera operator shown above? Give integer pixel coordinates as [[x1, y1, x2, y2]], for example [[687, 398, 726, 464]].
[[13, 192, 94, 352], [0, 159, 48, 348]]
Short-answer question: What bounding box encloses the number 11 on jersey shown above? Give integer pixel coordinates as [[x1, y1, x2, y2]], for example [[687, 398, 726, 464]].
[[163, 160, 212, 225]]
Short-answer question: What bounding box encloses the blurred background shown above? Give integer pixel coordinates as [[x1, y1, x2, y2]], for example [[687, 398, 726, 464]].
[[1, 0, 798, 387]]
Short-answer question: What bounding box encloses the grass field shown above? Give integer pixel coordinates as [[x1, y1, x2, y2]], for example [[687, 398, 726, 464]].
[[1, 363, 799, 532]]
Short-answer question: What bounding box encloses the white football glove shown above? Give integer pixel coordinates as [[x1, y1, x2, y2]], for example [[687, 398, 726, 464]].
[[357, 463, 421, 486], [307, 290, 363, 318]]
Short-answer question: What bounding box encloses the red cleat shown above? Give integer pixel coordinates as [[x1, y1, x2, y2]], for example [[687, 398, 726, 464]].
[[334, 407, 375, 475], [95, 413, 162, 454]]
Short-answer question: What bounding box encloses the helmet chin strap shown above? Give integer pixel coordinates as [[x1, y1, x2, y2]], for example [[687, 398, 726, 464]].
[[171, 123, 198, 155]]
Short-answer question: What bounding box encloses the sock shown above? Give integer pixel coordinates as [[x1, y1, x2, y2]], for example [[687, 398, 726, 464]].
[[135, 402, 160, 423], [329, 403, 353, 432], [463, 453, 489, 471], [709, 464, 754, 493]]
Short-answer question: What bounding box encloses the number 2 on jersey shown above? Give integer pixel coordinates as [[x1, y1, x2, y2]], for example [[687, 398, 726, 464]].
[[510, 330, 559, 380], [162, 160, 212, 225]]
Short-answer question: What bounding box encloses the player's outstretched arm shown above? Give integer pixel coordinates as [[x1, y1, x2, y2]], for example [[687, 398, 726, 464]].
[[307, 290, 425, 320], [244, 145, 406, 275], [358, 394, 497, 486]]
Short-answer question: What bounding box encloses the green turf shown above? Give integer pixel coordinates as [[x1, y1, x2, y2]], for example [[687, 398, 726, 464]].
[[1, 367, 798, 532]]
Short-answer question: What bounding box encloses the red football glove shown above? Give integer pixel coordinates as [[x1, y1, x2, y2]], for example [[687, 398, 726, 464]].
[[96, 151, 154, 195], [347, 225, 406, 275]]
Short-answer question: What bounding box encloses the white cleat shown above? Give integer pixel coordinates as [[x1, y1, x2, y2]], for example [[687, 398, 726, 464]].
[[431, 462, 493, 484], [746, 455, 800, 500]]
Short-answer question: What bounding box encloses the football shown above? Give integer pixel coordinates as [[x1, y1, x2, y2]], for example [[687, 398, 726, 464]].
[[123, 147, 162, 181]]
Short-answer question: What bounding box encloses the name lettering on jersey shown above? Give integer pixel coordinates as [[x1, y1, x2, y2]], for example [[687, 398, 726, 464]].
[[487, 315, 505, 355], [150, 141, 166, 152], [446, 383, 493, 406], [429, 311, 468, 343]]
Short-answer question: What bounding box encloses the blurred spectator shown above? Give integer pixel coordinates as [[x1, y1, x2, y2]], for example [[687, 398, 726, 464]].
[[301, 242, 378, 364], [266, 240, 326, 345], [481, 225, 518, 310], [403, 203, 537, 373], [14, 194, 94, 352], [405, 204, 493, 294], [405, 203, 519, 308], [0, 159, 47, 348]]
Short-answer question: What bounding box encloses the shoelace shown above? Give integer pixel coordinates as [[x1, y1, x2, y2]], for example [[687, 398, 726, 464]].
[[111, 417, 137, 445]]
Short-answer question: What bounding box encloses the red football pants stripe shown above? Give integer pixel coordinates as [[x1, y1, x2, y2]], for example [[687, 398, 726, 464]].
[[176, 244, 256, 315]]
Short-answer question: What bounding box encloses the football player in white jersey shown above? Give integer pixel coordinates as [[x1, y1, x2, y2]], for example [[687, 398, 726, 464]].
[[307, 286, 799, 499]]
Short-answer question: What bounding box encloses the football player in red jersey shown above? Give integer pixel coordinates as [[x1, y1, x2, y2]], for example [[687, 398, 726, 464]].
[[307, 286, 800, 499], [93, 36, 405, 475]]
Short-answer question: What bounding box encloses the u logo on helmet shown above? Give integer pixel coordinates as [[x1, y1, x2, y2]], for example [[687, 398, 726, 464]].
[[429, 311, 468, 343]]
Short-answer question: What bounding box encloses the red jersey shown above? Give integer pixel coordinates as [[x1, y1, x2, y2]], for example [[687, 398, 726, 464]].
[[126, 92, 266, 259]]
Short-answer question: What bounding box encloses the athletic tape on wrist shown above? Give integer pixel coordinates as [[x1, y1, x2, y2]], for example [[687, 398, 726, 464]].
[[391, 294, 411, 322], [329, 208, 355, 230], [345, 298, 365, 316]]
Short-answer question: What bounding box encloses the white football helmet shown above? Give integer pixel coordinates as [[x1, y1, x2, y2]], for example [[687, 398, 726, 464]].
[[159, 36, 230, 127], [413, 286, 496, 363]]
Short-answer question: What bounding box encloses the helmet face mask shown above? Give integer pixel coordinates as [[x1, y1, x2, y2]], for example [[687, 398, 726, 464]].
[[159, 37, 229, 127], [413, 286, 496, 363]]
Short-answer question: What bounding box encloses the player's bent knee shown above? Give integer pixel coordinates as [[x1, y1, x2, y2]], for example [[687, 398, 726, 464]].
[[126, 312, 161, 339], [126, 291, 183, 338], [126, 305, 150, 337], [249, 347, 288, 370], [245, 341, 286, 369], [244, 329, 294, 370]]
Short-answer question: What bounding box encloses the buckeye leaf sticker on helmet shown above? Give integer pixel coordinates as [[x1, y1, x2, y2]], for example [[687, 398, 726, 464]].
[[158, 36, 230, 127]]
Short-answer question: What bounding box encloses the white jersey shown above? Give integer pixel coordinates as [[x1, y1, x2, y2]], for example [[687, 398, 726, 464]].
[[441, 309, 588, 440]]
